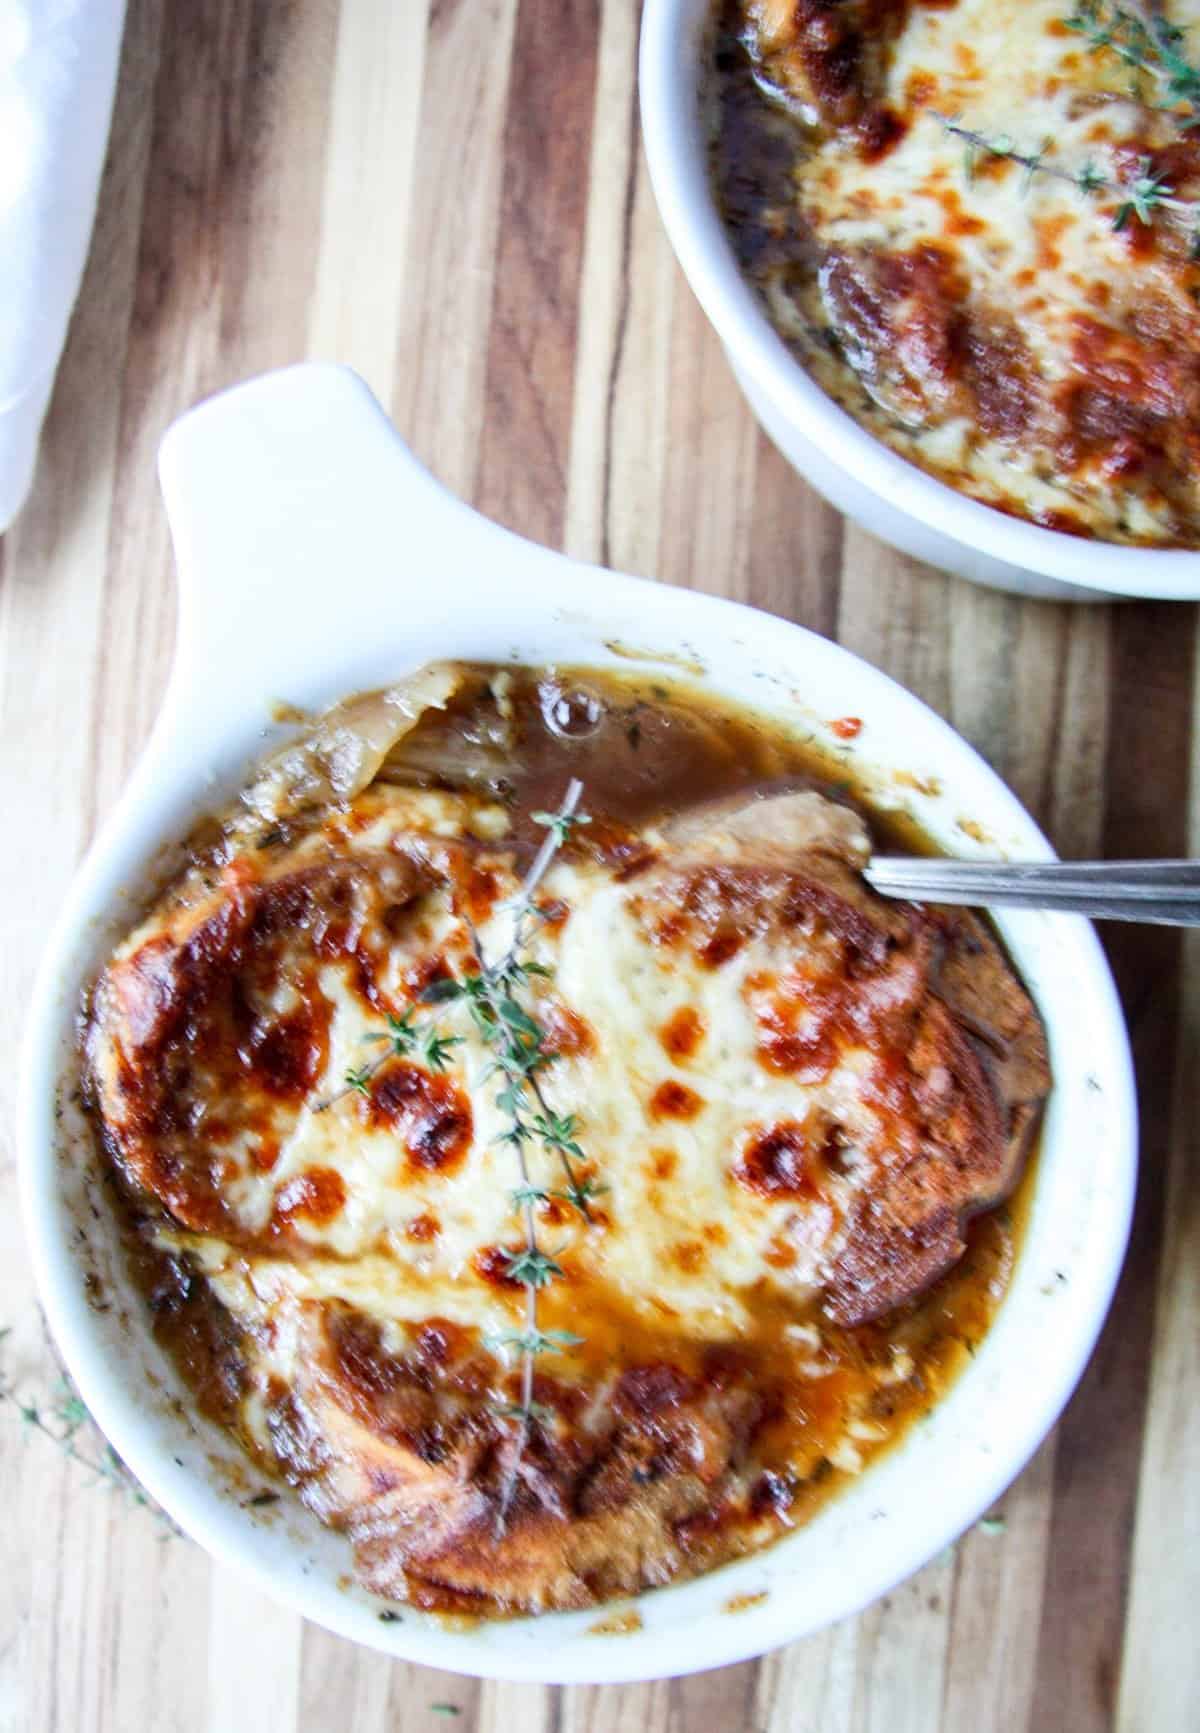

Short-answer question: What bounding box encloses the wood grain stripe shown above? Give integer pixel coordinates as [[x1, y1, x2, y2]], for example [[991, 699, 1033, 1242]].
[[308, 0, 431, 400], [1117, 731, 1200, 1727], [1033, 603, 1197, 1732], [392, 0, 520, 499], [480, 1680, 557, 1731], [1011, 607, 1110, 856], [939, 1445, 1055, 1732], [91, 0, 340, 826], [743, 428, 843, 639], [475, 0, 602, 547], [835, 523, 952, 718], [659, 286, 760, 595], [565, 0, 677, 578], [206, 1569, 301, 1731]]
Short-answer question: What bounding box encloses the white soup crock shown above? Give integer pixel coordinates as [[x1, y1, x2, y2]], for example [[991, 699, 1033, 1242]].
[[19, 365, 1136, 1682]]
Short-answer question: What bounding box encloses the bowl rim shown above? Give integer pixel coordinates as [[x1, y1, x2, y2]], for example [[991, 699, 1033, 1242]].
[[17, 365, 1140, 1683], [638, 0, 1200, 599]]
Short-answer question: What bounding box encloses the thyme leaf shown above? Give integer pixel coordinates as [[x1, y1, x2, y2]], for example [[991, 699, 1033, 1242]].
[[936, 115, 1200, 250], [1065, 0, 1200, 113], [510, 1184, 550, 1207], [486, 1327, 583, 1358], [312, 778, 599, 1538], [502, 1247, 564, 1289]]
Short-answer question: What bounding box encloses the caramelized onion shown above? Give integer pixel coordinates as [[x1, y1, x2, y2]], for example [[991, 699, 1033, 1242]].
[[242, 663, 462, 821]]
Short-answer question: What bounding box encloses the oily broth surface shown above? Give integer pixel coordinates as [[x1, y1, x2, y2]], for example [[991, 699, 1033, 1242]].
[[382, 664, 937, 852], [91, 664, 1038, 1610]]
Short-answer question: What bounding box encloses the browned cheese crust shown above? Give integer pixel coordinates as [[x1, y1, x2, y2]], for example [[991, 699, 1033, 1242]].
[[86, 700, 1049, 1615], [716, 0, 1200, 544]]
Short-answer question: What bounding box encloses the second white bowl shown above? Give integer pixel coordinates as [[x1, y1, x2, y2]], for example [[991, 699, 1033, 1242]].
[[639, 0, 1200, 602]]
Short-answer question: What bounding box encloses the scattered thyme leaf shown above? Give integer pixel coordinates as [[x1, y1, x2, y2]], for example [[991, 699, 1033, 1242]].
[[553, 1176, 609, 1210], [421, 977, 466, 1005], [344, 1064, 373, 1096], [532, 1111, 585, 1160], [510, 1184, 550, 1208], [1128, 162, 1174, 220], [1066, 1, 1200, 115], [531, 805, 592, 849], [420, 1030, 464, 1073], [57, 1395, 89, 1430], [486, 1327, 584, 1358], [497, 997, 542, 1042], [502, 1247, 564, 1289]]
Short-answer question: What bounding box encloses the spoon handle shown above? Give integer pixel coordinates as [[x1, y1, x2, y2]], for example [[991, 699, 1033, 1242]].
[[864, 857, 1200, 926]]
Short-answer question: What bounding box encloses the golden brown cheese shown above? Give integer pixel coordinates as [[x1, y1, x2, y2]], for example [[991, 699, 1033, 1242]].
[[88, 731, 1048, 1615], [714, 0, 1200, 544]]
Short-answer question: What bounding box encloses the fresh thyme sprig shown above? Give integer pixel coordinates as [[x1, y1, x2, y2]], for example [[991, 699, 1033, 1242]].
[[935, 115, 1200, 251], [929, 5, 1200, 253], [1065, 0, 1200, 118], [315, 780, 597, 1530], [316, 1002, 464, 1111], [438, 779, 596, 1527]]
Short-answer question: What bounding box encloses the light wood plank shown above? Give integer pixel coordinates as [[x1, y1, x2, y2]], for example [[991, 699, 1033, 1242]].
[[1034, 603, 1196, 1733], [565, 0, 676, 578], [297, 1624, 397, 1729], [756, 1618, 860, 1733], [477, 1680, 558, 1732], [561, 1677, 673, 1733], [391, 0, 521, 498], [848, 1556, 954, 1733], [659, 284, 760, 596], [475, 0, 601, 548], [308, 0, 431, 402], [939, 1448, 1055, 1733], [206, 1570, 302, 1733]]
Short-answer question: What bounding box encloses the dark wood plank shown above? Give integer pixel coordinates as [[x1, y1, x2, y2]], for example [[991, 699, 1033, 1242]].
[[475, 0, 602, 546]]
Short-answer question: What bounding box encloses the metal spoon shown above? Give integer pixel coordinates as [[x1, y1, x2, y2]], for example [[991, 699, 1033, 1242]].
[[863, 857, 1200, 926]]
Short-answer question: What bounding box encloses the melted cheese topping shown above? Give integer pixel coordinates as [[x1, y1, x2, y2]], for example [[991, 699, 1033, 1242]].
[[139, 790, 897, 1359], [84, 667, 1055, 1613], [721, 0, 1200, 543]]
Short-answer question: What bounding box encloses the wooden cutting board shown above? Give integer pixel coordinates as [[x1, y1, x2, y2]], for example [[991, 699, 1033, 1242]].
[[0, 1, 1196, 1728]]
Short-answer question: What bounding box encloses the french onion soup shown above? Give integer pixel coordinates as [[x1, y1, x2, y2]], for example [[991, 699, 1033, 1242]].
[[710, 0, 1200, 545], [85, 664, 1049, 1615]]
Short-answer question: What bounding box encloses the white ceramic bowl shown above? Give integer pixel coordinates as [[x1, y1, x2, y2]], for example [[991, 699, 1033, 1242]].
[[639, 0, 1200, 602], [20, 366, 1136, 1683]]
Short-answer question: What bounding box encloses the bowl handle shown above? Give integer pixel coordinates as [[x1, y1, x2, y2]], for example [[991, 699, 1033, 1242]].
[[157, 364, 490, 703]]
